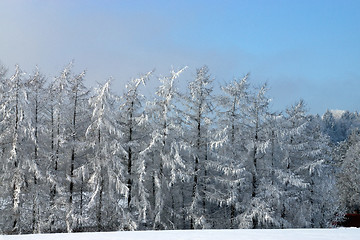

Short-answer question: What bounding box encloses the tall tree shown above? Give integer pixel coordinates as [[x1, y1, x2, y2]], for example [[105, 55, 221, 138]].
[[237, 83, 279, 229], [86, 80, 129, 231], [301, 115, 339, 227], [119, 71, 152, 228], [212, 74, 249, 228], [336, 130, 360, 214], [144, 67, 187, 229], [64, 70, 91, 232], [25, 67, 48, 233], [181, 66, 214, 229], [0, 65, 31, 233], [279, 100, 329, 227], [0, 64, 9, 234], [46, 63, 73, 232]]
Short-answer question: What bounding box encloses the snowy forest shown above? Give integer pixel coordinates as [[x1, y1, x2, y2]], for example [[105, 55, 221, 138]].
[[0, 62, 359, 234]]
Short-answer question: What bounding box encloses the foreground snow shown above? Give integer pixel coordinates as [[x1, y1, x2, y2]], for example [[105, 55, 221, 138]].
[[1, 228, 359, 240]]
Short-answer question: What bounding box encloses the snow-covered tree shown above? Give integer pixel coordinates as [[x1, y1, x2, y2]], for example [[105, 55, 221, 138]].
[[45, 63, 74, 232], [144, 67, 187, 229], [337, 130, 360, 214], [322, 110, 360, 143], [60, 69, 91, 232], [258, 112, 286, 227], [86, 80, 128, 231], [237, 83, 280, 229], [0, 64, 9, 234], [299, 115, 339, 227], [0, 65, 32, 233], [278, 100, 309, 227], [279, 101, 338, 227], [0, 60, 348, 232], [118, 71, 153, 228], [25, 67, 48, 233], [181, 66, 214, 229], [211, 74, 249, 228], [322, 110, 338, 143]]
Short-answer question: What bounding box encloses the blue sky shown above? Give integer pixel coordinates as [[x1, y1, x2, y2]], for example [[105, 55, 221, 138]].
[[0, 0, 359, 114]]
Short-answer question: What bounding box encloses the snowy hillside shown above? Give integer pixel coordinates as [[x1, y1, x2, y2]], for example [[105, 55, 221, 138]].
[[1, 229, 360, 240]]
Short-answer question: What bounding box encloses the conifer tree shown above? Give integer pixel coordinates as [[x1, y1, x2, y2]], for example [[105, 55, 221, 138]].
[[144, 67, 187, 229], [61, 69, 91, 231], [238, 84, 278, 229], [119, 71, 153, 228], [337, 130, 360, 214], [86, 80, 128, 230], [280, 100, 324, 227], [212, 74, 249, 228], [181, 66, 214, 229], [46, 63, 74, 232], [0, 65, 31, 233], [25, 68, 48, 233]]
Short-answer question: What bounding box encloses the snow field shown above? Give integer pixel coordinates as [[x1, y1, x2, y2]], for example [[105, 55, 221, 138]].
[[1, 228, 360, 240]]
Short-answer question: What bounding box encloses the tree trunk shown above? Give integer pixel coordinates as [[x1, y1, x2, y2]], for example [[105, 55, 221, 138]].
[[127, 101, 134, 209], [97, 178, 104, 231]]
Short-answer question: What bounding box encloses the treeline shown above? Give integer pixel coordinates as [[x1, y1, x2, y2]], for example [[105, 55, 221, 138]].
[[0, 62, 357, 234]]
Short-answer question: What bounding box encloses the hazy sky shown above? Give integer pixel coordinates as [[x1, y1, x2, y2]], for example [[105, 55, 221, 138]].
[[0, 0, 359, 114]]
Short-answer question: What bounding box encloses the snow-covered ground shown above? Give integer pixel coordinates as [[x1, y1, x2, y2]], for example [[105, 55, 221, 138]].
[[1, 228, 359, 240]]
